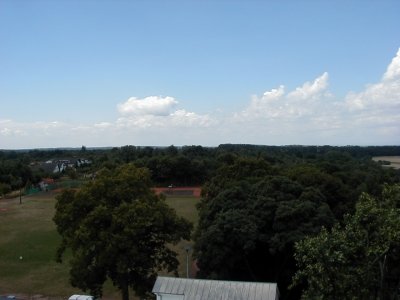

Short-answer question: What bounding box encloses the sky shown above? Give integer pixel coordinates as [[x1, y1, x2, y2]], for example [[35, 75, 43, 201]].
[[0, 0, 399, 149]]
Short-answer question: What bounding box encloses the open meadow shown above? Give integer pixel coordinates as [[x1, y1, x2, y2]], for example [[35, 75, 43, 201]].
[[0, 191, 199, 299], [372, 156, 400, 169]]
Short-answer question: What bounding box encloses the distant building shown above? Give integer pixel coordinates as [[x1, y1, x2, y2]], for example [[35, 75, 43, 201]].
[[152, 276, 279, 300], [37, 158, 91, 174]]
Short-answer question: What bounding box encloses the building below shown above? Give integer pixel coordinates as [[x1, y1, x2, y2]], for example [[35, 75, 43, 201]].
[[152, 276, 279, 300]]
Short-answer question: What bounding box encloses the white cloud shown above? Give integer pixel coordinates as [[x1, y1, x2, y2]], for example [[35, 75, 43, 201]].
[[287, 72, 329, 100], [229, 49, 400, 145], [1, 128, 12, 136], [116, 116, 154, 129], [115, 95, 216, 130], [1, 49, 400, 148], [345, 80, 400, 111], [338, 48, 400, 144], [346, 48, 400, 111], [115, 110, 216, 130], [117, 96, 178, 116], [0, 120, 26, 137], [261, 85, 286, 102], [242, 85, 285, 118], [383, 48, 400, 81], [170, 110, 216, 127], [240, 72, 331, 120], [94, 122, 113, 129]]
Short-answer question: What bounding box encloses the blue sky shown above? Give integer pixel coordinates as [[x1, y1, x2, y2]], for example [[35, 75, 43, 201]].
[[1, 0, 399, 149]]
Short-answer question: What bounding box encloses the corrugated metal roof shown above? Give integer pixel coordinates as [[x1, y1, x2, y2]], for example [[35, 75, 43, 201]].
[[152, 276, 279, 300]]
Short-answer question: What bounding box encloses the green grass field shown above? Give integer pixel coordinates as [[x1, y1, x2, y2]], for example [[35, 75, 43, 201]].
[[165, 197, 199, 278], [0, 192, 199, 298]]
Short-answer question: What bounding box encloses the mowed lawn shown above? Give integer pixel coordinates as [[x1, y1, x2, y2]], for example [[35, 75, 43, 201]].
[[165, 196, 199, 278], [0, 192, 199, 298]]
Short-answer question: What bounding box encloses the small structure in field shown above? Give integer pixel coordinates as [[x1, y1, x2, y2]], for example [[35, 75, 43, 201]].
[[152, 276, 279, 300]]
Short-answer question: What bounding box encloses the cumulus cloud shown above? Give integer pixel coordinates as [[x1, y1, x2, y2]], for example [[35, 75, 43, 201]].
[[170, 110, 216, 127], [338, 48, 400, 144], [223, 72, 345, 145], [230, 49, 400, 145], [115, 110, 216, 130], [240, 72, 332, 120], [2, 49, 400, 149], [287, 72, 329, 100], [346, 48, 400, 111], [115, 95, 216, 130], [117, 96, 178, 116], [383, 48, 400, 81]]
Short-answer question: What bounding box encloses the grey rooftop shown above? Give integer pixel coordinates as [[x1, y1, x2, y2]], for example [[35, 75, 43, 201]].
[[152, 276, 279, 300]]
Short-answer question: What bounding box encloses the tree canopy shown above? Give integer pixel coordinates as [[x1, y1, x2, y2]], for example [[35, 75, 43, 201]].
[[53, 164, 192, 299], [1, 144, 399, 298], [193, 152, 399, 299], [193, 158, 336, 298], [1, 144, 399, 194], [292, 184, 400, 299]]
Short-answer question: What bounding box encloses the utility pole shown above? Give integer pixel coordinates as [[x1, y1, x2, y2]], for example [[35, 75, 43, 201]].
[[18, 178, 22, 204], [184, 245, 192, 278]]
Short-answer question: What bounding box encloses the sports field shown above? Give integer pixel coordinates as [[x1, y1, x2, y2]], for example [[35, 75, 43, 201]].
[[0, 191, 199, 299]]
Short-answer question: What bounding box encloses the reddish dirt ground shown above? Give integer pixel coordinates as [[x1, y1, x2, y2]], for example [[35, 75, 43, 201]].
[[153, 186, 202, 197]]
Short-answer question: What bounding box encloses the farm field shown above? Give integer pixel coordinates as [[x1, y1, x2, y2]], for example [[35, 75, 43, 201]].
[[0, 191, 199, 299], [372, 156, 400, 169]]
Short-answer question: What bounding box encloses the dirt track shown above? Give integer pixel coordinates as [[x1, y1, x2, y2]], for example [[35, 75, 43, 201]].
[[153, 186, 201, 197]]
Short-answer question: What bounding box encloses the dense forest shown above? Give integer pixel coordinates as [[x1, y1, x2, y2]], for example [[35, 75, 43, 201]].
[[1, 144, 399, 299], [0, 144, 399, 193]]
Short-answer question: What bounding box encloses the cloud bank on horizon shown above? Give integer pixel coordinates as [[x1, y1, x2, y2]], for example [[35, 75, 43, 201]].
[[1, 49, 400, 149]]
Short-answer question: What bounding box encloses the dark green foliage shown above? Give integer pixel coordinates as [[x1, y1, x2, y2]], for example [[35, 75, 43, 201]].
[[2, 144, 400, 298], [53, 164, 192, 299], [194, 158, 336, 299], [0, 159, 34, 190], [0, 182, 11, 196], [292, 184, 400, 299], [193, 148, 398, 299], [1, 144, 399, 192]]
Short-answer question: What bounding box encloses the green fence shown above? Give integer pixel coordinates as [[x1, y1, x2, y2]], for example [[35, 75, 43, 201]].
[[25, 187, 40, 195], [24, 179, 86, 196]]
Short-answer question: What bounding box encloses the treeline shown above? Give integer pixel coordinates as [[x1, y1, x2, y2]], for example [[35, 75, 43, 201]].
[[0, 144, 399, 196], [94, 145, 400, 189], [63, 144, 400, 186], [191, 147, 399, 299]]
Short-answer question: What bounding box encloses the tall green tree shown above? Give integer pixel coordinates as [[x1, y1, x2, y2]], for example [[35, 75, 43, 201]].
[[194, 158, 335, 299], [54, 164, 192, 300], [292, 184, 400, 299]]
